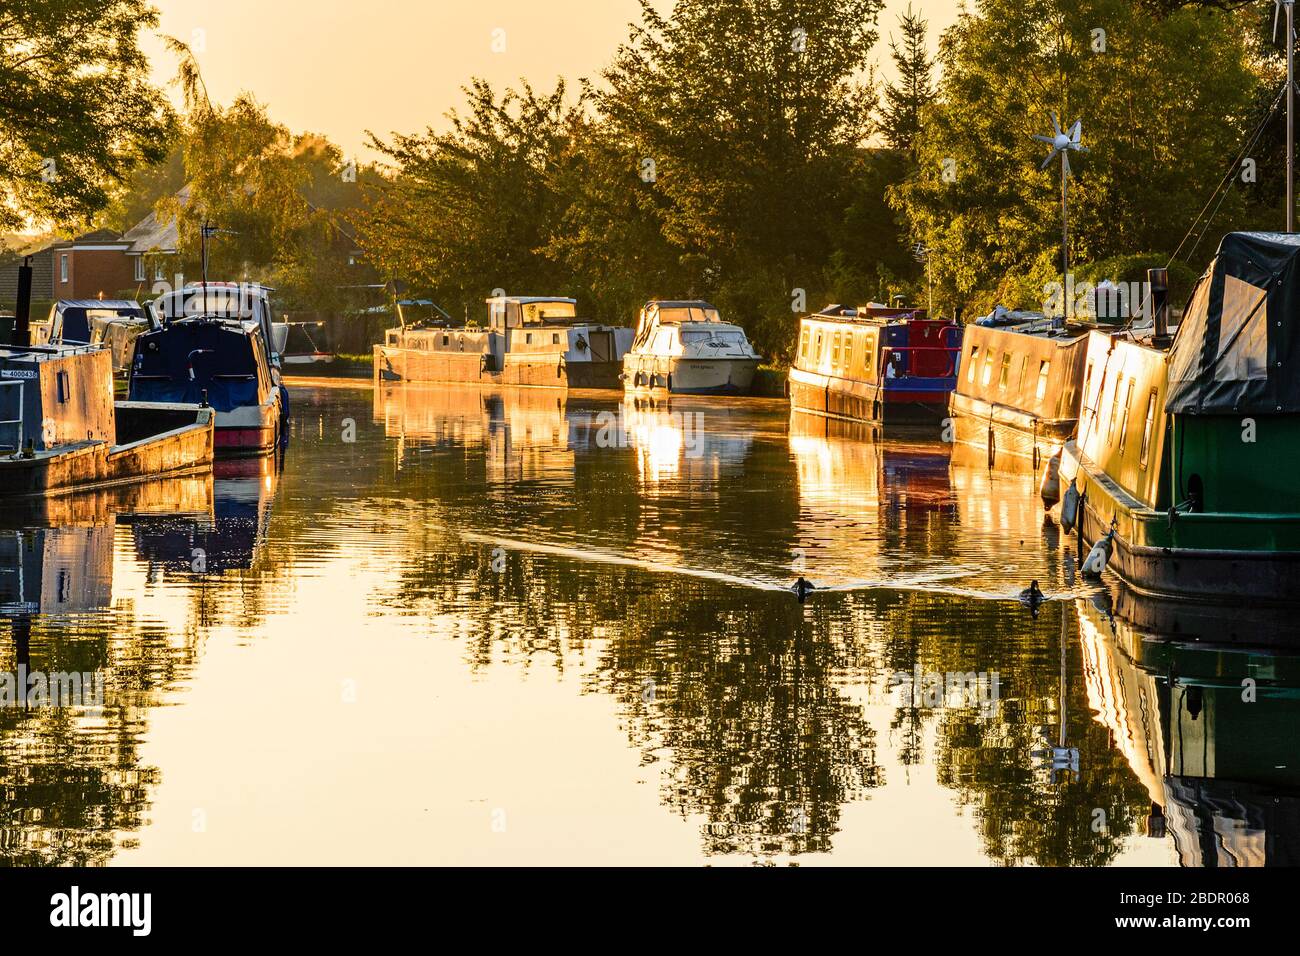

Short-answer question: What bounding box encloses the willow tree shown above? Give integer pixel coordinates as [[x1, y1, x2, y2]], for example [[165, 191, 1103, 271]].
[[0, 0, 173, 230], [889, 0, 1265, 316]]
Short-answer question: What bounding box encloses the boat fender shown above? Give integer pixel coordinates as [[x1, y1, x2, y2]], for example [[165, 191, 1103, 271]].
[[1081, 530, 1115, 580], [1039, 450, 1062, 506], [1060, 478, 1080, 532]]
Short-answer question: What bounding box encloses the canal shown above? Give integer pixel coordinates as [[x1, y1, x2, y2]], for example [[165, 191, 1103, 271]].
[[1, 381, 1295, 865]]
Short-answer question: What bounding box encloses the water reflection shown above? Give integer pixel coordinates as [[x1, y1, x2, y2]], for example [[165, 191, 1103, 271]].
[[1079, 592, 1300, 865], [0, 381, 1294, 865]]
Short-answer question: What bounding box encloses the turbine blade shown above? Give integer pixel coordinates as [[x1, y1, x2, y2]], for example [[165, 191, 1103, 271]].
[[1275, 0, 1282, 43], [1072, 144, 1090, 154], [1062, 152, 1072, 177], [1032, 134, 1055, 144], [1068, 120, 1082, 143], [1049, 111, 1062, 137], [1040, 151, 1058, 171]]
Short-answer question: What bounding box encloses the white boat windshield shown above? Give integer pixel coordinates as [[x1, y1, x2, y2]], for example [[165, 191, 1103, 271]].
[[659, 306, 721, 324], [681, 329, 745, 345]]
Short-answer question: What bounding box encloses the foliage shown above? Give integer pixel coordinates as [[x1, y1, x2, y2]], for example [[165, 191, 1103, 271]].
[[0, 0, 173, 230], [880, 4, 937, 153], [888, 0, 1265, 318]]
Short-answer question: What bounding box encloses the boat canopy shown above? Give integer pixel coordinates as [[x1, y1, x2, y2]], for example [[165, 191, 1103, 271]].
[[1167, 231, 1300, 414], [130, 320, 270, 412], [45, 299, 146, 344]]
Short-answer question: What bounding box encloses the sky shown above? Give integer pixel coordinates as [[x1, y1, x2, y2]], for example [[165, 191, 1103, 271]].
[[142, 0, 963, 162]]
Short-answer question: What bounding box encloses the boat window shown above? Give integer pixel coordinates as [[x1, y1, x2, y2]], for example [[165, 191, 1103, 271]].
[[525, 333, 532, 345], [1107, 376, 1124, 443], [1140, 389, 1158, 468], [967, 346, 979, 383], [1035, 360, 1051, 402], [981, 348, 995, 386], [1118, 380, 1135, 450], [998, 352, 1011, 390], [658, 306, 721, 324], [799, 328, 809, 360], [56, 371, 70, 404], [814, 331, 825, 363], [553, 333, 561, 345], [831, 332, 841, 369], [442, 334, 450, 347], [843, 334, 854, 373], [1082, 361, 1093, 403], [1018, 355, 1028, 391]]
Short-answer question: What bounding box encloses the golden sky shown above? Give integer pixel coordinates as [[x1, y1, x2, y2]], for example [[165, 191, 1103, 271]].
[[143, 0, 962, 161]]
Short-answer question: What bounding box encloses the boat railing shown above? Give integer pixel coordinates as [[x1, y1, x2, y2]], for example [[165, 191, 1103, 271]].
[[880, 344, 962, 379], [0, 380, 23, 452]]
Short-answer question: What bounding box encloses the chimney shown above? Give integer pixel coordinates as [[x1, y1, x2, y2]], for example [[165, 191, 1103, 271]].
[[1148, 267, 1172, 349], [11, 256, 32, 348]]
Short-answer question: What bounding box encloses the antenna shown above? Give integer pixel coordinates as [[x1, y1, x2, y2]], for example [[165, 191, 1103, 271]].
[[1033, 113, 1089, 321]]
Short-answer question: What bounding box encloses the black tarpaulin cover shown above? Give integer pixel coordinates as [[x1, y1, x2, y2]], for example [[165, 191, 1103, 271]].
[[1167, 231, 1300, 414]]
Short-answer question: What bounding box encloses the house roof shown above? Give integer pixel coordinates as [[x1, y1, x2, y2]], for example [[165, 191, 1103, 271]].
[[122, 184, 188, 255]]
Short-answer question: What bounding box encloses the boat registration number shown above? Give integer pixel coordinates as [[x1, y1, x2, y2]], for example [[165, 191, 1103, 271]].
[[1, 369, 36, 379]]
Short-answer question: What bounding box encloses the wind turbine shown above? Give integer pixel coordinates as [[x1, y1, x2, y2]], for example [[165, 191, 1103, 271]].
[[1034, 113, 1088, 321]]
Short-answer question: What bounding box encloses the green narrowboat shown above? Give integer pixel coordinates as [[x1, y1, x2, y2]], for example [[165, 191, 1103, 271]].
[[1061, 233, 1300, 606]]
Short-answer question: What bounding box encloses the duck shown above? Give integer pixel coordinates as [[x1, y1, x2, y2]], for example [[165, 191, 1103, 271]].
[[793, 577, 816, 603]]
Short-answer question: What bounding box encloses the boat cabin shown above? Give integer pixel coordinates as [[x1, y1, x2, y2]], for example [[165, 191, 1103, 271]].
[[0, 345, 115, 454]]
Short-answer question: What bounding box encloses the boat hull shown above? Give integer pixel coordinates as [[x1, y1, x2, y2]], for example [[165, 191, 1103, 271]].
[[947, 391, 1078, 471], [623, 357, 759, 395], [213, 397, 282, 458], [1064, 443, 1300, 607], [0, 403, 214, 498], [788, 367, 949, 424], [373, 346, 623, 390]]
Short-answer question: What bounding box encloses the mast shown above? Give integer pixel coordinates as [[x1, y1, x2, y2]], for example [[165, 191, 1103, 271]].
[[1289, 0, 1295, 231]]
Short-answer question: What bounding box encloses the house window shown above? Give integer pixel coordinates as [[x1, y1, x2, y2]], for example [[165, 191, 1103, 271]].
[[1140, 390, 1158, 468], [134, 258, 146, 282], [1035, 360, 1051, 402], [967, 346, 979, 383], [155, 262, 165, 281], [1118, 380, 1135, 450], [998, 352, 1011, 390], [59, 254, 69, 283]]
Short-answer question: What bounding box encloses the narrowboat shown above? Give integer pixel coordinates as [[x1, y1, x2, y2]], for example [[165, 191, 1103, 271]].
[[374, 296, 632, 389], [131, 283, 288, 458], [1078, 595, 1300, 864], [622, 300, 760, 395], [788, 304, 961, 424], [1060, 237, 1300, 606], [33, 299, 152, 383], [947, 311, 1091, 471], [0, 343, 213, 497]]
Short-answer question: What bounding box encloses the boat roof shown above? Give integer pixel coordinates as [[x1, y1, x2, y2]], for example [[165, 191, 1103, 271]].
[[53, 299, 143, 313], [483, 296, 576, 305], [646, 299, 716, 310]]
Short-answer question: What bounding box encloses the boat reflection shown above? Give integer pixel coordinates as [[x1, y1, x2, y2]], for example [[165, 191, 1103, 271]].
[[620, 395, 757, 486], [0, 475, 216, 865], [130, 457, 278, 574], [1078, 593, 1300, 865]]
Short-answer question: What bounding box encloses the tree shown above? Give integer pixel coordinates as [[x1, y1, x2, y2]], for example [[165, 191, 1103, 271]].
[[0, 0, 173, 230], [595, 0, 886, 357], [354, 79, 584, 323], [889, 0, 1265, 317], [880, 5, 936, 153]]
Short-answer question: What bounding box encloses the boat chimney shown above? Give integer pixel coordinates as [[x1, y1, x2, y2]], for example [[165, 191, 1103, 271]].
[[1148, 267, 1172, 349], [11, 256, 32, 348]]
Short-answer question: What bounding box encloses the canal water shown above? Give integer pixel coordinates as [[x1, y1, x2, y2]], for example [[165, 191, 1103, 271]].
[[1, 381, 1295, 866]]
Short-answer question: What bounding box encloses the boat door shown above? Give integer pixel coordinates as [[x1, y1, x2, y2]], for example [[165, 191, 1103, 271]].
[[586, 330, 615, 362]]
